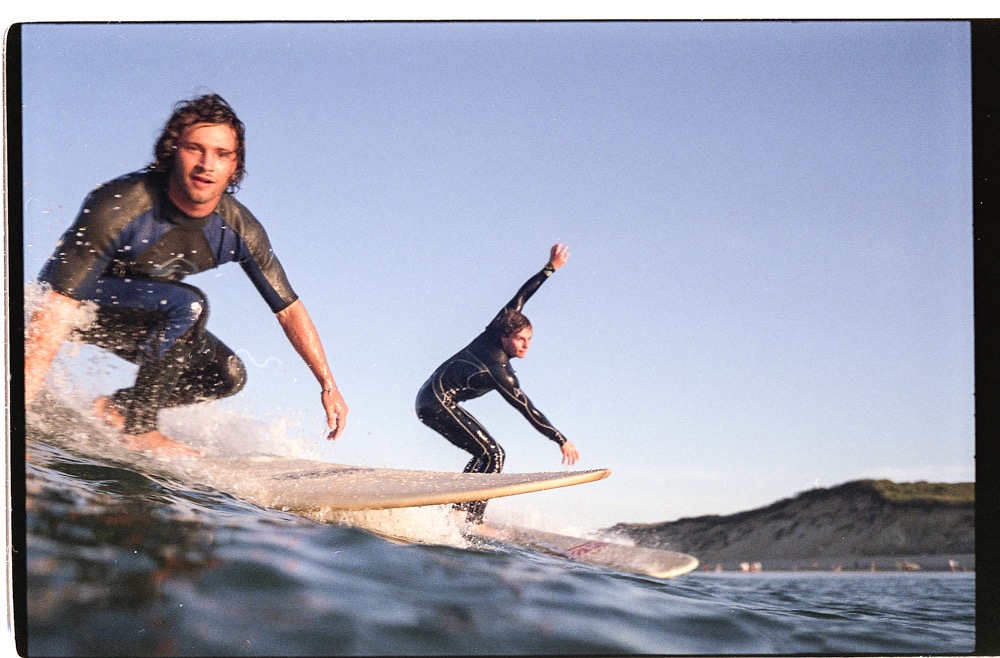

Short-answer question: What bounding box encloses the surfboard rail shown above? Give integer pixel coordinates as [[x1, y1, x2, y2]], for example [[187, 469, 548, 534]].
[[196, 455, 611, 512]]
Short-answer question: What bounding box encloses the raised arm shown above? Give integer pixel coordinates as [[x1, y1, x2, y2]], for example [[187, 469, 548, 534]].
[[275, 299, 348, 440], [490, 243, 570, 323]]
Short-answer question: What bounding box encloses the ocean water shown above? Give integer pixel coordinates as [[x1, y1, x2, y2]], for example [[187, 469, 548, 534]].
[[17, 397, 976, 656]]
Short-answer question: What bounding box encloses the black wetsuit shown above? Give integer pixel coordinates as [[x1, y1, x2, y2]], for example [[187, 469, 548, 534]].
[[415, 263, 567, 522], [38, 170, 299, 434]]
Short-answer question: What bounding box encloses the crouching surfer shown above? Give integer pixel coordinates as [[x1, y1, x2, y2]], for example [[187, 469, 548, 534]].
[[415, 243, 580, 526], [24, 94, 348, 456]]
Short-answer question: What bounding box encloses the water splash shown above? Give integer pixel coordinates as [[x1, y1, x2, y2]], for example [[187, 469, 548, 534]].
[[316, 506, 471, 548]]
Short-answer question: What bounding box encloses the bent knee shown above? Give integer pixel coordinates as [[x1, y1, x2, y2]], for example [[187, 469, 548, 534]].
[[220, 352, 247, 398], [492, 445, 506, 471]]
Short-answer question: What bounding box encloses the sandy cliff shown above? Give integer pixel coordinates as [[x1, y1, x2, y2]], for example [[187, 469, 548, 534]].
[[605, 480, 974, 571]]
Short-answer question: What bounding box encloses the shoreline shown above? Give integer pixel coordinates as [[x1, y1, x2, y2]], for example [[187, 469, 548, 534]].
[[691, 553, 975, 574]]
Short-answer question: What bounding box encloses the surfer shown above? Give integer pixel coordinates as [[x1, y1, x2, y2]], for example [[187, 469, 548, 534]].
[[24, 93, 349, 456], [415, 243, 580, 524]]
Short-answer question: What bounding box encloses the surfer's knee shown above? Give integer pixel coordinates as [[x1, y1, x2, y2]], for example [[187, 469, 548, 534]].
[[480, 437, 504, 471], [202, 338, 247, 399], [226, 352, 247, 396], [218, 351, 247, 398]]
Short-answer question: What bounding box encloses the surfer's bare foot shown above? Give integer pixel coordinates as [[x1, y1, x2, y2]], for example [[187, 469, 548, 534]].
[[121, 429, 204, 457], [94, 396, 202, 457], [92, 395, 125, 430], [474, 522, 502, 539]]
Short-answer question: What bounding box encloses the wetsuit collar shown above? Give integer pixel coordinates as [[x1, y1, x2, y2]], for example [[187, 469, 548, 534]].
[[161, 190, 215, 228]]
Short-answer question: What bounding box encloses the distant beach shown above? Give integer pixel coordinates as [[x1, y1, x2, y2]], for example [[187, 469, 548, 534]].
[[697, 553, 975, 574]]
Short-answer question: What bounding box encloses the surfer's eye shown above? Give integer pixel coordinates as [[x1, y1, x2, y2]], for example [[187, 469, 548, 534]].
[[178, 142, 204, 156], [177, 142, 236, 163]]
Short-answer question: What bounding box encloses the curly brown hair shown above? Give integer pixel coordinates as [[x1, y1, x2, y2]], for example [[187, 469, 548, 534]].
[[497, 309, 532, 338], [150, 94, 247, 193]]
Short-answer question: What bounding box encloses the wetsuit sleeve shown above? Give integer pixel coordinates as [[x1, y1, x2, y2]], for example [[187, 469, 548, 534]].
[[217, 198, 299, 313], [489, 361, 567, 445], [238, 238, 298, 314], [486, 263, 556, 329], [38, 174, 157, 299]]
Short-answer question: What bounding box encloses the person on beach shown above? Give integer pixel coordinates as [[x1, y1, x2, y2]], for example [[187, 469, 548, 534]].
[[415, 243, 580, 524], [24, 93, 348, 456]]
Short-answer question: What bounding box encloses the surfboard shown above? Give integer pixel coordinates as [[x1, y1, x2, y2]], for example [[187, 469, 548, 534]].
[[473, 523, 700, 579], [194, 455, 611, 513]]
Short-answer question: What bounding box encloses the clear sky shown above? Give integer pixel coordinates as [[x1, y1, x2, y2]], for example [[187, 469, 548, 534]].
[[15, 20, 974, 531]]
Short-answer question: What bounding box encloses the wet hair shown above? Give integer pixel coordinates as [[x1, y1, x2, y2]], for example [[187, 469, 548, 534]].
[[150, 93, 247, 193], [497, 309, 532, 338]]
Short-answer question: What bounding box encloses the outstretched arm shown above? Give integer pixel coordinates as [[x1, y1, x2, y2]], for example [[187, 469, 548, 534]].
[[491, 243, 571, 322], [276, 299, 348, 440], [25, 290, 81, 404], [494, 376, 579, 466], [487, 360, 572, 448]]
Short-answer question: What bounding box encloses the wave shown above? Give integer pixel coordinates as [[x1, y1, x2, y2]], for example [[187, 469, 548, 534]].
[[21, 396, 976, 656]]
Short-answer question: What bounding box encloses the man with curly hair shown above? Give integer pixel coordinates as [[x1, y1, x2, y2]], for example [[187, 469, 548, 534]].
[[25, 94, 348, 455]]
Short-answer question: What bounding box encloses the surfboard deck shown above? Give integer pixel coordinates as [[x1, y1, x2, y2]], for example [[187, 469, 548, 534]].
[[473, 523, 700, 579], [194, 455, 611, 512]]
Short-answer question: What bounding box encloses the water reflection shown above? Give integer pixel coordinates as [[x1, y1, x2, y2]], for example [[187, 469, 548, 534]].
[[26, 444, 228, 656]]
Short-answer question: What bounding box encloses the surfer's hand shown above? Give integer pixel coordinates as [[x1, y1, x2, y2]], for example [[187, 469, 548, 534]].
[[321, 388, 348, 440], [548, 243, 570, 270], [560, 440, 579, 466]]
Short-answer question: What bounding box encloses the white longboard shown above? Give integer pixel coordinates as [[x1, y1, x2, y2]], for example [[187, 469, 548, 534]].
[[195, 455, 611, 512], [475, 523, 700, 579]]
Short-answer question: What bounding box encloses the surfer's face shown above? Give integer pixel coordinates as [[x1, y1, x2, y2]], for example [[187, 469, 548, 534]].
[[168, 122, 239, 217], [501, 327, 533, 359]]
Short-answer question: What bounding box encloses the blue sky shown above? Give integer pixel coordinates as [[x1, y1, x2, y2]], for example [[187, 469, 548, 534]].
[[16, 21, 974, 531]]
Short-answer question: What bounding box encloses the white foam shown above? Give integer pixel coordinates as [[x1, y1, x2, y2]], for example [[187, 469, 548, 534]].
[[25, 278, 321, 462], [311, 505, 471, 548]]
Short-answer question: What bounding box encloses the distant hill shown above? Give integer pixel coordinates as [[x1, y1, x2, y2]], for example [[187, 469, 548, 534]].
[[604, 480, 974, 571]]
